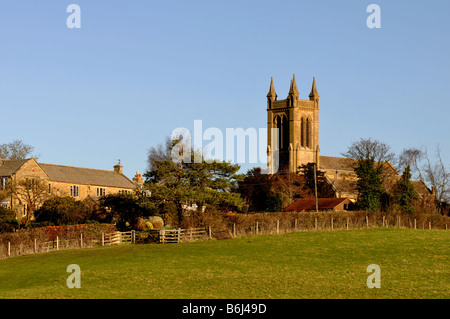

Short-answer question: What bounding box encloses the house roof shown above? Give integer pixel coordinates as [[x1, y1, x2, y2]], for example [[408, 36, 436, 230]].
[[39, 163, 136, 189], [284, 197, 351, 212], [0, 159, 29, 176], [0, 158, 136, 189]]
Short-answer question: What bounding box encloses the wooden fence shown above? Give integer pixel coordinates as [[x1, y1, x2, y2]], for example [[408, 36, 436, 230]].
[[1, 230, 137, 258], [146, 227, 208, 244], [0, 228, 209, 258]]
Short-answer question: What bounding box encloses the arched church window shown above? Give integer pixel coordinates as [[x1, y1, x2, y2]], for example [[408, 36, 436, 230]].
[[300, 117, 305, 147], [274, 115, 281, 151], [306, 117, 311, 148], [282, 115, 289, 151]]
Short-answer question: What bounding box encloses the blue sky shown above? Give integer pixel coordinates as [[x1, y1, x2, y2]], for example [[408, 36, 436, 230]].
[[0, 0, 449, 178]]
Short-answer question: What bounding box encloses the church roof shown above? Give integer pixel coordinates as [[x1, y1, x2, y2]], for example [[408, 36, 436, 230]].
[[319, 155, 399, 176], [320, 157, 432, 197], [410, 180, 432, 197], [319, 156, 358, 171], [329, 178, 358, 194]]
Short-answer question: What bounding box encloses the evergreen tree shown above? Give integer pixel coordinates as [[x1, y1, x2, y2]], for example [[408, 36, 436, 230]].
[[393, 165, 418, 214], [298, 163, 335, 198], [354, 159, 383, 212], [343, 138, 396, 212], [144, 139, 247, 224]]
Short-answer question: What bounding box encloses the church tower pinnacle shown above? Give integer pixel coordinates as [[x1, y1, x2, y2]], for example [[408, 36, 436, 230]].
[[287, 74, 300, 106], [309, 76, 319, 102], [266, 76, 277, 108]]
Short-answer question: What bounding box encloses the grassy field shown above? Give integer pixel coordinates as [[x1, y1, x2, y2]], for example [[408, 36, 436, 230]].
[[0, 228, 448, 299]]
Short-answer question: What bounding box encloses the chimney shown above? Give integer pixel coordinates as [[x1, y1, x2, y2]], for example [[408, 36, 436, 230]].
[[133, 171, 144, 187], [114, 164, 123, 174]]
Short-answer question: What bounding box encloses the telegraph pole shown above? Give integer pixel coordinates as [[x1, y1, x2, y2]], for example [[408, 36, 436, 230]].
[[314, 162, 318, 213]]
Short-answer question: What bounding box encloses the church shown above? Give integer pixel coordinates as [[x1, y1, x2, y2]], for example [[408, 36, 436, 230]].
[[266, 74, 432, 204]]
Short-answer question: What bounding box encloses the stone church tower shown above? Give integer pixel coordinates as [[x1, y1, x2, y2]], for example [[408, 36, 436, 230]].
[[267, 74, 320, 173]]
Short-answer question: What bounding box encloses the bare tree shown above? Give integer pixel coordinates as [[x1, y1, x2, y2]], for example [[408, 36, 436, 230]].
[[0, 140, 38, 160], [397, 147, 424, 181], [146, 136, 173, 171], [423, 145, 449, 206], [7, 178, 50, 227], [342, 138, 396, 165]]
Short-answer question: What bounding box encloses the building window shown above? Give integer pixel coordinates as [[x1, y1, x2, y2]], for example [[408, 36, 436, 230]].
[[48, 183, 52, 194], [1, 177, 8, 190], [70, 185, 79, 197], [300, 118, 305, 147], [97, 188, 106, 197], [306, 117, 311, 148]]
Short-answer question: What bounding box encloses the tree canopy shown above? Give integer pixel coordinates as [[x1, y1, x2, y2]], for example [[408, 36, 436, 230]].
[[144, 138, 247, 225], [0, 140, 37, 160]]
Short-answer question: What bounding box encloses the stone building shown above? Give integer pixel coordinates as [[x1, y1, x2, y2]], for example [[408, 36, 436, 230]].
[[266, 75, 432, 203], [0, 158, 140, 221]]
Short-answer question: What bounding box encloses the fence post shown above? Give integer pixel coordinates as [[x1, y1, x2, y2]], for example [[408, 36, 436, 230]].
[[366, 216, 369, 228], [346, 217, 349, 230], [177, 229, 181, 243], [132, 230, 136, 244], [34, 238, 37, 254], [276, 220, 280, 234], [80, 233, 83, 248], [8, 242, 10, 257], [102, 232, 105, 246], [429, 222, 431, 230], [56, 236, 59, 250], [208, 226, 212, 239], [256, 221, 259, 235], [382, 216, 385, 227], [414, 219, 417, 230], [295, 218, 298, 231], [160, 229, 165, 244]]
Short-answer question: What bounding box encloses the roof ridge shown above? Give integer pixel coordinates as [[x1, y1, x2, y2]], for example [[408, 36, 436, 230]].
[[39, 162, 117, 173]]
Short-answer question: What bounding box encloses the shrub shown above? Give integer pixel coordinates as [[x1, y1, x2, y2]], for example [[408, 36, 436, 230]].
[[35, 197, 88, 225], [0, 207, 18, 233]]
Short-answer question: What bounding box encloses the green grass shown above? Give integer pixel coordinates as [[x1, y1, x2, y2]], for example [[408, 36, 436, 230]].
[[0, 228, 448, 299]]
